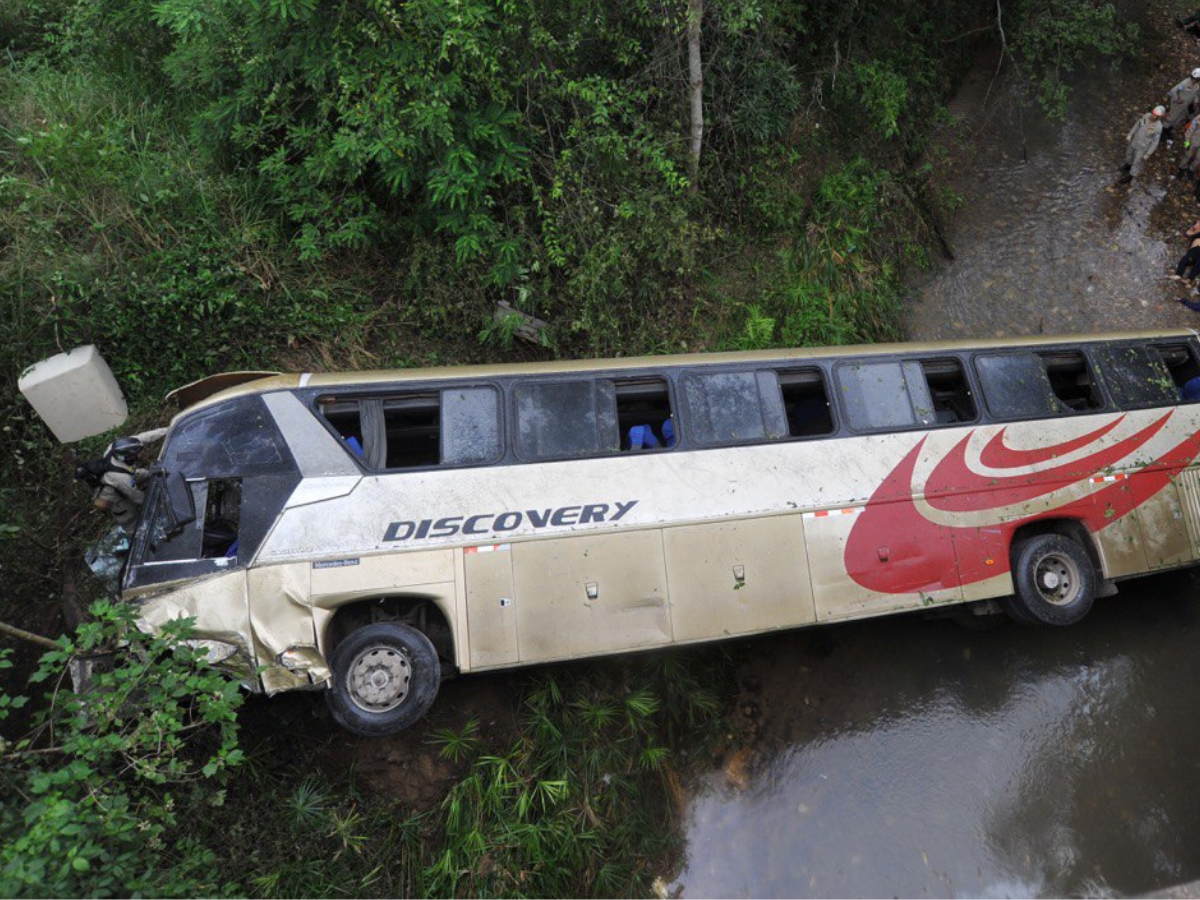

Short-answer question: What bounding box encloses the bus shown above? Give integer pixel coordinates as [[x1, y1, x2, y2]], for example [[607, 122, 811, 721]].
[[124, 330, 1200, 736]]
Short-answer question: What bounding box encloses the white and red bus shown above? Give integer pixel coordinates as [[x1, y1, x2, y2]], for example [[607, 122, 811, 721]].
[[124, 330, 1200, 735]]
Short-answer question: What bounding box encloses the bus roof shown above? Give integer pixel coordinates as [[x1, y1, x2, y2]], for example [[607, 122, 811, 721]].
[[171, 328, 1200, 420]]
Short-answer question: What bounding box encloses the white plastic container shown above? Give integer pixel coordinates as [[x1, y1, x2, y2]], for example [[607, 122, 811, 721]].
[[18, 345, 129, 442]]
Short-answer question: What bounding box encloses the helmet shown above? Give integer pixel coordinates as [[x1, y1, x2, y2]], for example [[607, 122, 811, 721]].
[[1154, 105, 1167, 117], [1191, 68, 1200, 79], [107, 436, 143, 465]]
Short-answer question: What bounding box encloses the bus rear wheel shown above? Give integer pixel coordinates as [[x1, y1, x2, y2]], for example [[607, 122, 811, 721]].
[[1003, 534, 1096, 626], [325, 622, 440, 737]]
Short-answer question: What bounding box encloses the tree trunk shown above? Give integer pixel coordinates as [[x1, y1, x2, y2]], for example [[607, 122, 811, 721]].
[[687, 0, 703, 190]]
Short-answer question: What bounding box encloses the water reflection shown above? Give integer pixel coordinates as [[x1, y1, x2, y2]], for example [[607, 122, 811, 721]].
[[674, 571, 1200, 897]]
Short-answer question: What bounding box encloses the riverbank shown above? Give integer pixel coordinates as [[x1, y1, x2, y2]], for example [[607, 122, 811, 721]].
[[908, 6, 1200, 341]]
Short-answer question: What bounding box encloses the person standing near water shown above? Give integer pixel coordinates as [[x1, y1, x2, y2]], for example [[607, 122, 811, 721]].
[[1164, 70, 1200, 137], [1121, 105, 1165, 183], [1176, 112, 1200, 178]]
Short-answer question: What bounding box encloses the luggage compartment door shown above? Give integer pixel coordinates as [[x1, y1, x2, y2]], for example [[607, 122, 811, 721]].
[[511, 530, 671, 663], [464, 544, 520, 668], [664, 515, 814, 642], [805, 501, 963, 622]]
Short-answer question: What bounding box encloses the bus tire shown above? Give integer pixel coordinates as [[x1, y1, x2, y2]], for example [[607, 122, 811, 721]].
[[325, 622, 440, 737], [1004, 534, 1096, 627]]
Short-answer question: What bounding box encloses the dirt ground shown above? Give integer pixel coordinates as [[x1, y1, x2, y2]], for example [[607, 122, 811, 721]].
[[238, 669, 521, 811]]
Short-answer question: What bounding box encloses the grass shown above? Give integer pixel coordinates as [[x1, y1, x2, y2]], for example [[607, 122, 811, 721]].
[[158, 651, 729, 898], [0, 59, 371, 401]]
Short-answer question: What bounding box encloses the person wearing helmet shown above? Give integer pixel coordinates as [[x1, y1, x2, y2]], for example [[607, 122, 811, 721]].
[[1176, 111, 1200, 179], [1120, 105, 1165, 184], [90, 436, 150, 532], [1165, 70, 1200, 137]]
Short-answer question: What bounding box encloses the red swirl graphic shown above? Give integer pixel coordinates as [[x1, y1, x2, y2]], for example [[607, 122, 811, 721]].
[[926, 413, 1170, 511], [844, 413, 1200, 595], [977, 417, 1124, 468]]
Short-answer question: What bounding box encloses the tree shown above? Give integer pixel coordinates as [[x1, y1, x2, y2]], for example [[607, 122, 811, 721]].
[[688, 0, 704, 188]]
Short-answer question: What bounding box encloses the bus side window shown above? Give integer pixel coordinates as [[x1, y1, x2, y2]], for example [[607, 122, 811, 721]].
[[612, 378, 674, 451], [145, 478, 241, 562], [777, 368, 835, 437], [442, 387, 503, 465], [200, 479, 241, 559], [918, 359, 976, 424], [1039, 351, 1102, 411], [680, 370, 786, 445], [837, 361, 931, 431], [321, 389, 501, 469], [514, 380, 618, 460], [1154, 343, 1200, 399], [382, 394, 440, 468], [319, 398, 386, 467], [975, 353, 1058, 419], [1094, 344, 1179, 409]]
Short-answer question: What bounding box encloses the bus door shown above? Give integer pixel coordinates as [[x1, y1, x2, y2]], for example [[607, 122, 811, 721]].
[[127, 394, 304, 685], [809, 361, 969, 621], [126, 477, 255, 679]]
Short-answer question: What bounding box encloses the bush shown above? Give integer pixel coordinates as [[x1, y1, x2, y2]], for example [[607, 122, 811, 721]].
[[1014, 0, 1140, 120], [0, 602, 244, 898], [0, 60, 368, 400]]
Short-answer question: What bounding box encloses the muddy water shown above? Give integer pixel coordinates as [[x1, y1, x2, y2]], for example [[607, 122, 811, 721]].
[[673, 573, 1200, 897], [906, 53, 1195, 341], [673, 49, 1200, 900]]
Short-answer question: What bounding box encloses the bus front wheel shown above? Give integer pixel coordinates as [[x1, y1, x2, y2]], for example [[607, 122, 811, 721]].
[[1003, 534, 1096, 626], [325, 622, 440, 737]]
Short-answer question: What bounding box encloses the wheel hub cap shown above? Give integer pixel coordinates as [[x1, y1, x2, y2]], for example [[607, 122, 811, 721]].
[[1035, 553, 1079, 606], [347, 646, 411, 713]]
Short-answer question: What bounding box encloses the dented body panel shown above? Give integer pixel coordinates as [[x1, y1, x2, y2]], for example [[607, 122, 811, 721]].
[[124, 330, 1200, 699]]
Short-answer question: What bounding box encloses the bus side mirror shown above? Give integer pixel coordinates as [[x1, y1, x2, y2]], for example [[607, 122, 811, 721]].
[[163, 469, 196, 534]]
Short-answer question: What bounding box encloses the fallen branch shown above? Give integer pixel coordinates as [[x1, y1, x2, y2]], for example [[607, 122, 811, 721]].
[[0, 620, 60, 651], [943, 23, 998, 43]]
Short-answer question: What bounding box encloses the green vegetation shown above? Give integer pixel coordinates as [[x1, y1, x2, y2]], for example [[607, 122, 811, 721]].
[[0, 603, 244, 897], [0, 0, 1142, 895], [1013, 0, 1140, 120], [2, 605, 723, 896]]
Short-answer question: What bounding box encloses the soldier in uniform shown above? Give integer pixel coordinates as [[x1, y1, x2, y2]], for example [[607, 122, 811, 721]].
[[1120, 105, 1166, 184], [1165, 70, 1200, 137], [1176, 112, 1200, 179]]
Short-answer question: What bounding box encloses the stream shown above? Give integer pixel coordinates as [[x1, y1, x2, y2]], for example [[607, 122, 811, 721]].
[[672, 41, 1200, 900]]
